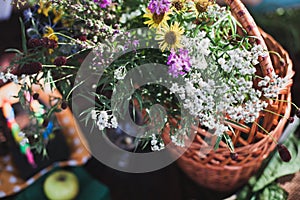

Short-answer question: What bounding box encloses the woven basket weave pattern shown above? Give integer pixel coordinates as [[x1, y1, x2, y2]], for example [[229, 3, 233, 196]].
[[162, 0, 294, 192]]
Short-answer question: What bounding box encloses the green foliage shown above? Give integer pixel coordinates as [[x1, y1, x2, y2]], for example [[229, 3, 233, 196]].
[[237, 131, 300, 200], [252, 8, 300, 55]]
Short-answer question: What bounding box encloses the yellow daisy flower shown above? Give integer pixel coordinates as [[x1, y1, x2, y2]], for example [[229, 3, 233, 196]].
[[155, 21, 184, 52], [171, 0, 188, 13], [38, 0, 52, 17], [143, 9, 171, 29]]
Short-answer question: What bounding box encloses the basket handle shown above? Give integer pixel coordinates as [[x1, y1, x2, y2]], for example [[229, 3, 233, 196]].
[[224, 0, 275, 77]]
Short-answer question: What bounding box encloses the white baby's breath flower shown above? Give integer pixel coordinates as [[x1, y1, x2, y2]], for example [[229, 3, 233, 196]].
[[114, 65, 127, 80], [91, 110, 97, 120], [110, 116, 118, 128], [218, 57, 226, 65], [151, 145, 159, 151], [92, 110, 118, 131], [96, 120, 107, 131]]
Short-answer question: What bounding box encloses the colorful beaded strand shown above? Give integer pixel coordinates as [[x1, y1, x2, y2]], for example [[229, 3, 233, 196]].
[[2, 100, 36, 167]]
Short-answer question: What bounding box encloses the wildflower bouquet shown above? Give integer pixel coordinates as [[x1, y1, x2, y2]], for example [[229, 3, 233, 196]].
[[0, 0, 123, 154], [0, 0, 298, 192]]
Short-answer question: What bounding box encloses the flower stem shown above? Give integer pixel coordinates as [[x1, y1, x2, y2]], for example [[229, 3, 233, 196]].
[[52, 74, 75, 83], [253, 121, 277, 144], [263, 109, 286, 119], [66, 48, 90, 60], [268, 98, 299, 110], [47, 32, 95, 47], [268, 50, 283, 60], [42, 64, 77, 69]]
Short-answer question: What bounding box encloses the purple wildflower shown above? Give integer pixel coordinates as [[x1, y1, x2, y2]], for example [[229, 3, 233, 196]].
[[94, 0, 112, 8], [23, 8, 33, 22], [148, 0, 171, 15], [167, 48, 191, 77], [132, 40, 139, 48]]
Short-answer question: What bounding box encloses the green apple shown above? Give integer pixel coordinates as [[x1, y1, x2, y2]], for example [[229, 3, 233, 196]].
[[43, 170, 79, 200]]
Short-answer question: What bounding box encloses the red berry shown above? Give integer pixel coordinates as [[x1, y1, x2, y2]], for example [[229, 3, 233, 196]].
[[288, 117, 294, 123], [41, 37, 58, 49], [53, 56, 67, 66], [78, 35, 87, 41], [277, 144, 291, 162], [279, 59, 285, 66], [28, 38, 42, 48], [61, 101, 68, 110], [19, 62, 43, 75], [230, 152, 238, 161], [32, 93, 39, 100]]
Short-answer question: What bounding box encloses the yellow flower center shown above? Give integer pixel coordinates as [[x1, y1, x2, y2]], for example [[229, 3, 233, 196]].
[[164, 31, 177, 45], [153, 13, 165, 24]]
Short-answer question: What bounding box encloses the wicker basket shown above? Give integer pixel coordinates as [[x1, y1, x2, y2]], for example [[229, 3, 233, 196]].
[[162, 0, 294, 192]]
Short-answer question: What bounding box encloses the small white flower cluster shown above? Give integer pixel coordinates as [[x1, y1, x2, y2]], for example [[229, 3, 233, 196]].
[[120, 8, 143, 24], [114, 65, 127, 80], [150, 134, 165, 151], [258, 74, 288, 98], [92, 32, 138, 72], [226, 100, 268, 123], [251, 44, 268, 65], [91, 110, 118, 131], [169, 33, 275, 137], [18, 131, 29, 146], [170, 127, 188, 147], [170, 69, 228, 130], [219, 47, 260, 75], [0, 71, 24, 84], [182, 31, 210, 70], [213, 123, 229, 137], [206, 4, 228, 20]]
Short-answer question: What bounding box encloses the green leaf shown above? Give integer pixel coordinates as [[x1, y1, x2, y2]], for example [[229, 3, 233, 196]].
[[224, 133, 234, 152], [214, 135, 222, 151], [252, 134, 300, 192], [19, 17, 27, 54], [4, 48, 24, 55], [258, 183, 288, 200]]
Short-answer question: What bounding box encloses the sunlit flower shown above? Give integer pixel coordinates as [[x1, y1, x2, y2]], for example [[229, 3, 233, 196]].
[[43, 26, 58, 42], [167, 48, 191, 77], [143, 9, 171, 29], [38, 0, 52, 17], [155, 21, 184, 52]]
